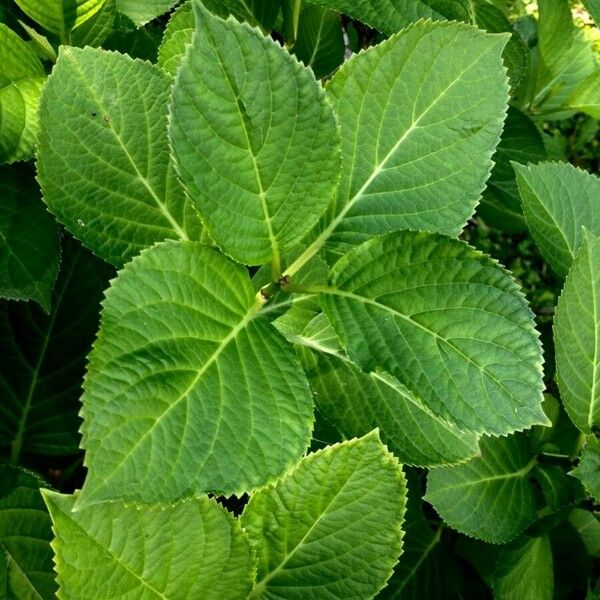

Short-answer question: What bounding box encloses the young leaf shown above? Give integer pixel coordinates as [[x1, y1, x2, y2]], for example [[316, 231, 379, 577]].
[[241, 432, 406, 599], [554, 231, 600, 432], [115, 0, 180, 27], [37, 46, 201, 266], [490, 535, 553, 600], [303, 0, 442, 34], [570, 436, 600, 501], [320, 231, 546, 436], [0, 164, 59, 311], [0, 238, 114, 463], [0, 465, 56, 600], [158, 0, 194, 77], [478, 107, 546, 233], [0, 23, 45, 164], [515, 162, 600, 278], [425, 435, 538, 543], [169, 2, 340, 268], [321, 20, 509, 251], [296, 314, 480, 466], [567, 70, 600, 119], [43, 491, 255, 599], [14, 0, 106, 39], [77, 240, 313, 508]]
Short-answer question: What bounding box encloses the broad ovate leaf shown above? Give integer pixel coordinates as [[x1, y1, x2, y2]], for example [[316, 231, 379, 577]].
[[323, 20, 509, 248], [241, 432, 406, 599], [0, 465, 56, 600], [169, 2, 340, 267], [0, 164, 59, 311], [320, 231, 546, 436], [77, 240, 313, 508], [554, 231, 600, 433], [425, 435, 538, 543], [37, 46, 201, 266], [43, 491, 254, 599], [515, 162, 600, 278], [304, 0, 442, 33], [570, 436, 600, 501], [296, 314, 480, 466]]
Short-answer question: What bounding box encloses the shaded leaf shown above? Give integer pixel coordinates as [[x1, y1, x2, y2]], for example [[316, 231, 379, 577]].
[[115, 0, 180, 27], [570, 436, 600, 500], [568, 70, 600, 119]]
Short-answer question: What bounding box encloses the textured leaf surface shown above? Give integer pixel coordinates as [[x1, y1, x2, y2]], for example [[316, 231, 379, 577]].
[[321, 231, 546, 435], [115, 0, 180, 26], [241, 432, 406, 599], [322, 20, 509, 248], [44, 491, 254, 599], [0, 238, 113, 462], [491, 535, 553, 600], [15, 0, 105, 38], [515, 162, 600, 278], [304, 0, 442, 33], [568, 70, 600, 119], [478, 107, 545, 232], [78, 240, 313, 507], [0, 465, 56, 600], [571, 436, 600, 501], [554, 232, 600, 432], [296, 314, 480, 466], [0, 165, 59, 311], [37, 46, 201, 266], [157, 0, 194, 77], [425, 435, 537, 543], [169, 3, 340, 267]]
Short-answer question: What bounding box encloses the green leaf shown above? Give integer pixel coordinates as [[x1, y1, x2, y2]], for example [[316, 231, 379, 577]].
[[241, 432, 406, 599], [18, 21, 57, 62], [554, 231, 600, 432], [531, 464, 584, 513], [320, 231, 546, 436], [0, 465, 56, 600], [169, 2, 340, 268], [43, 490, 255, 599], [568, 508, 600, 558], [582, 0, 600, 27], [115, 0, 180, 27], [321, 20, 509, 250], [567, 70, 600, 119], [0, 237, 114, 463], [0, 23, 45, 164], [77, 240, 313, 508], [425, 435, 538, 543], [296, 314, 480, 466], [570, 436, 600, 500], [37, 46, 202, 266], [201, 0, 280, 30], [15, 0, 106, 39], [490, 535, 553, 600], [292, 5, 344, 79], [514, 162, 600, 278], [70, 0, 116, 47], [157, 0, 194, 77], [0, 164, 59, 311], [304, 0, 442, 34], [478, 107, 546, 233]]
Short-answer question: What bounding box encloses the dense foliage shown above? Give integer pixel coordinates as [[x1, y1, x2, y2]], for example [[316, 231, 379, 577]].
[[1, 0, 599, 598]]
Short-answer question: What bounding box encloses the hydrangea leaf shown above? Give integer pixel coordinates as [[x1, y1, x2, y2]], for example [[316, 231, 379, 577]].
[[0, 465, 56, 600], [241, 431, 406, 599], [570, 436, 600, 501], [320, 231, 546, 436], [568, 70, 600, 119], [0, 164, 59, 311], [0, 238, 114, 463], [37, 46, 202, 266], [115, 0, 180, 27], [295, 314, 480, 466], [77, 240, 313, 508], [554, 231, 600, 432], [514, 162, 600, 278], [43, 491, 255, 599], [582, 0, 600, 27], [320, 20, 509, 250], [425, 435, 538, 543], [157, 0, 194, 77], [169, 2, 340, 267]]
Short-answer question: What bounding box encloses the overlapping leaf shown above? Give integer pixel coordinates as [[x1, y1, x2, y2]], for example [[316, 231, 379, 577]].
[[425, 435, 538, 543], [158, 0, 194, 77], [515, 162, 600, 278], [241, 432, 406, 599], [320, 231, 546, 435], [571, 436, 600, 501], [568, 71, 600, 119], [77, 240, 313, 508], [44, 491, 255, 599], [37, 46, 201, 266], [169, 2, 340, 267], [554, 231, 600, 432], [115, 0, 180, 27]]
